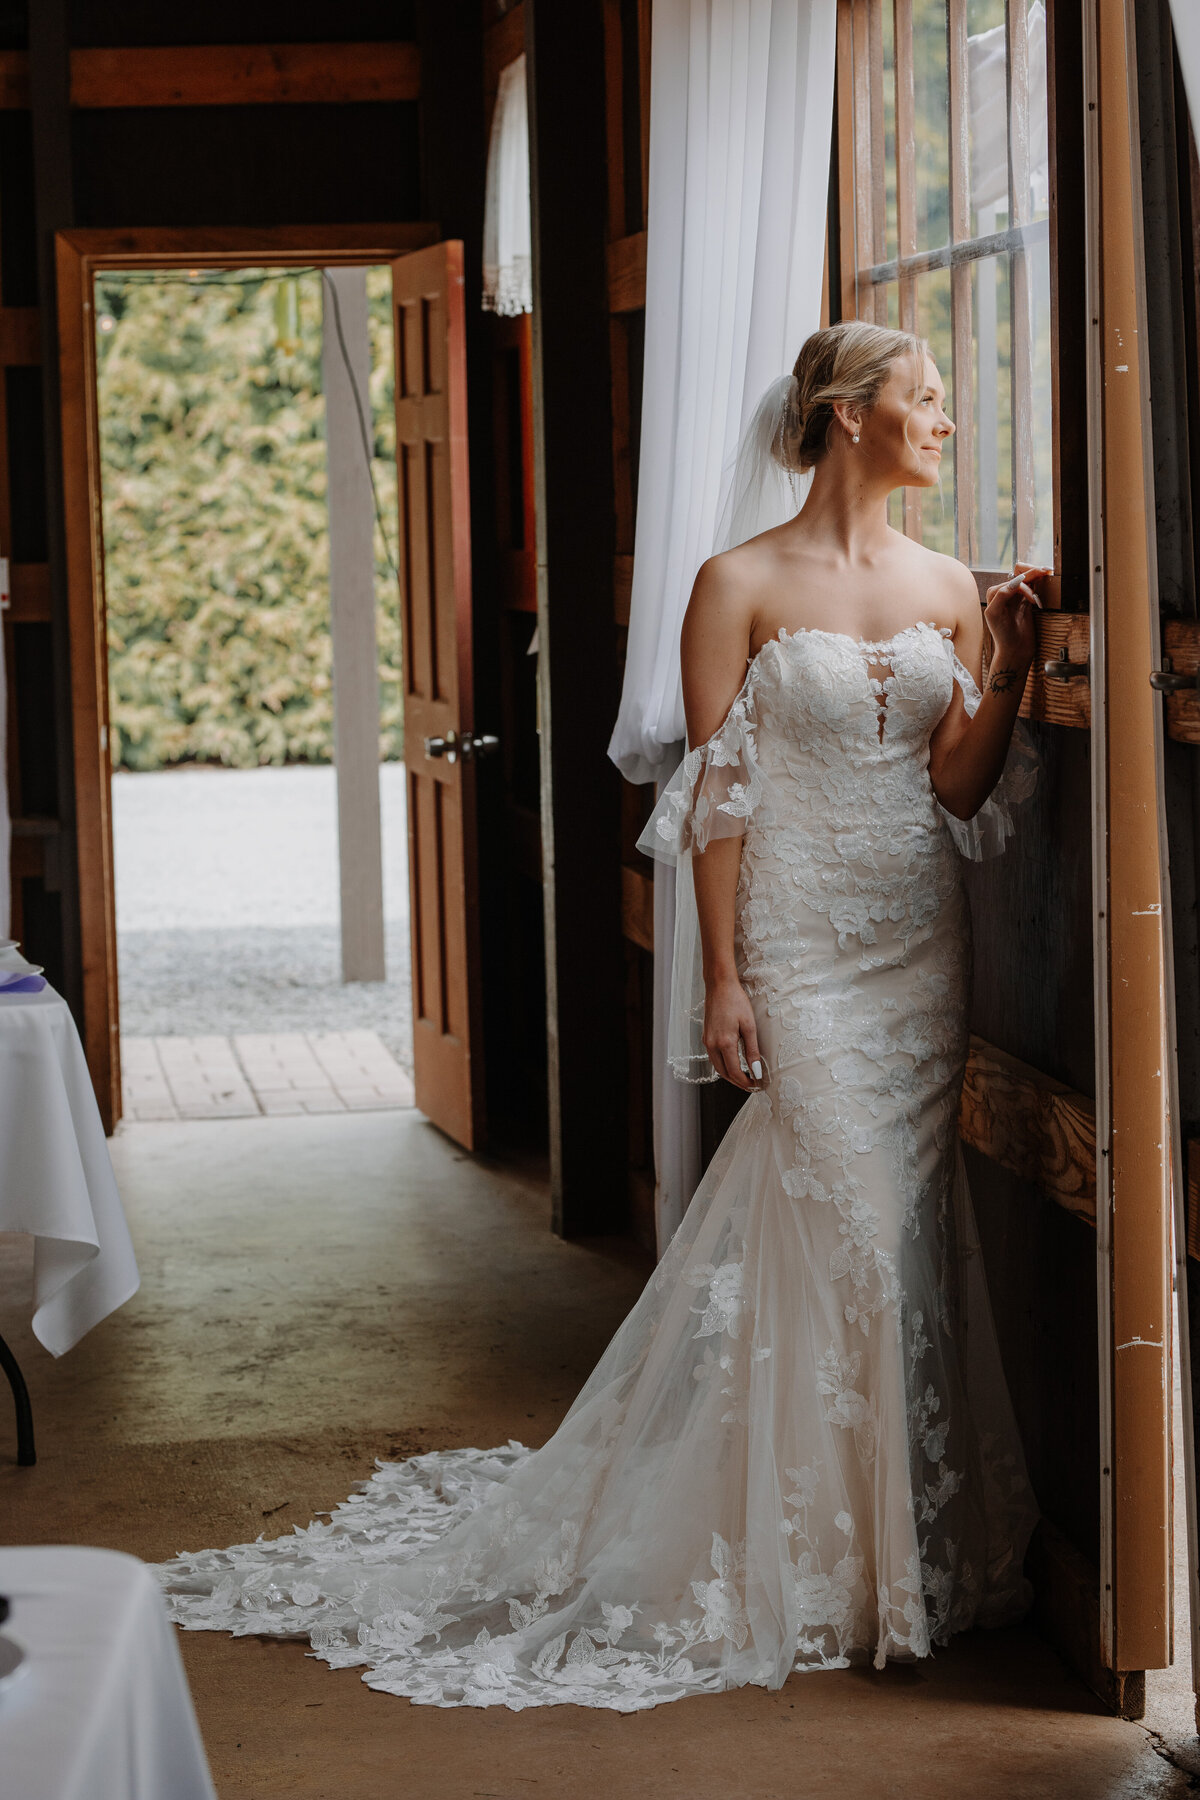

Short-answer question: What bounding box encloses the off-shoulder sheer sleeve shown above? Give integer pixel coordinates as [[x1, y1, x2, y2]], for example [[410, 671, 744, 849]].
[[938, 638, 1039, 861], [635, 684, 763, 865], [635, 676, 766, 1083]]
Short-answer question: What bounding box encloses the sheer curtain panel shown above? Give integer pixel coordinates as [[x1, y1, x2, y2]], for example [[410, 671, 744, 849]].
[[609, 0, 836, 1251], [483, 55, 533, 317]]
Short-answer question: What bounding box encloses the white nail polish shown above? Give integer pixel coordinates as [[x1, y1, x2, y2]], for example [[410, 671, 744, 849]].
[[751, 1060, 763, 1081]]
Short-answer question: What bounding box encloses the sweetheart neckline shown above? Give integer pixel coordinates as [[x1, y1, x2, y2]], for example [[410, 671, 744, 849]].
[[746, 619, 954, 669]]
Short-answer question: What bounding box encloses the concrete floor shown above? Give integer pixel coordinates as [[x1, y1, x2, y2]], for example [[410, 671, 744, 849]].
[[1, 1111, 1196, 1799]]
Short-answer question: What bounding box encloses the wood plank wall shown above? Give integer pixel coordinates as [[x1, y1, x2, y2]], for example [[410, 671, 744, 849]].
[[2, 9, 425, 1016]]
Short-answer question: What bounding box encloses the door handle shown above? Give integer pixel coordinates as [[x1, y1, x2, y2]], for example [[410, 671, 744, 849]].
[[1043, 646, 1090, 681], [1149, 657, 1198, 693], [423, 730, 501, 764]]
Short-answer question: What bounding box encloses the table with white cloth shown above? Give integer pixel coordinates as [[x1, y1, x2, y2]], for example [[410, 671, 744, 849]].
[[0, 1546, 217, 1800], [0, 985, 139, 1461]]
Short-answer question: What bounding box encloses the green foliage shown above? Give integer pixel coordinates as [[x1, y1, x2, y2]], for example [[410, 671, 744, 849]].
[[97, 265, 402, 771]]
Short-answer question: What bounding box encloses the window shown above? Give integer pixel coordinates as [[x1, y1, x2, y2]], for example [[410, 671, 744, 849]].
[[837, 0, 1052, 570]]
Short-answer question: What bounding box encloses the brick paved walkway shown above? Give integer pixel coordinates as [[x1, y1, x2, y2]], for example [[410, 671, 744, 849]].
[[122, 1030, 414, 1121]]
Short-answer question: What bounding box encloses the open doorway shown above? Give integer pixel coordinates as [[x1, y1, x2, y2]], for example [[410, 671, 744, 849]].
[[56, 226, 493, 1150], [94, 261, 413, 1122]]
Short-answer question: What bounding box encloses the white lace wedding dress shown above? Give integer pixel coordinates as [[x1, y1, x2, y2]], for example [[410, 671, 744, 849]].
[[157, 619, 1039, 1712]]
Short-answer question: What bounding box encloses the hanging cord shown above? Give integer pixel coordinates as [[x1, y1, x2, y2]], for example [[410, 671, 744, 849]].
[[96, 266, 403, 590]]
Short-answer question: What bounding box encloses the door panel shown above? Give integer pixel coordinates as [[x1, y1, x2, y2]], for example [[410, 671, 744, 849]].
[[392, 242, 486, 1150], [1088, 0, 1175, 1673]]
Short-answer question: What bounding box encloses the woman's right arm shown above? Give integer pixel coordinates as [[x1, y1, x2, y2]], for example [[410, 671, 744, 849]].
[[680, 557, 765, 1092]]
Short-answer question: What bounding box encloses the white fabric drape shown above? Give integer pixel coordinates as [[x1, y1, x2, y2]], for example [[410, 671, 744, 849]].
[[1169, 2, 1200, 150], [607, 0, 836, 1253], [483, 55, 533, 317]]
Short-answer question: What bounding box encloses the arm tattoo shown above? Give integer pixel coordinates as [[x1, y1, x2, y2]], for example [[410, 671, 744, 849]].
[[988, 666, 1024, 695]]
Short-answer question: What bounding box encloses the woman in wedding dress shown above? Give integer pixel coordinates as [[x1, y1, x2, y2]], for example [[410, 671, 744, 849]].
[[159, 320, 1043, 1711]]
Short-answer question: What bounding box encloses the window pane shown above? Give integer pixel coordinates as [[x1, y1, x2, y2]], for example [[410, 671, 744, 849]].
[[912, 0, 950, 253], [971, 252, 1013, 568], [966, 0, 1007, 240], [914, 266, 956, 557]]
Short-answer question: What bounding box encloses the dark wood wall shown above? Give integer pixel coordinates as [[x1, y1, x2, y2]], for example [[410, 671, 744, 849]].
[[3, 0, 425, 1019]]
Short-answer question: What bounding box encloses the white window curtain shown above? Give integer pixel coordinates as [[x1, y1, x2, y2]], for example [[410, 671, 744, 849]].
[[608, 0, 837, 1253], [483, 54, 533, 317]]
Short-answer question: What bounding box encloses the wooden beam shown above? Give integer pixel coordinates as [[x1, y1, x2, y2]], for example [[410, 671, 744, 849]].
[[0, 45, 423, 109], [71, 43, 420, 109], [959, 1034, 1097, 1225], [621, 863, 653, 952], [607, 231, 647, 313]]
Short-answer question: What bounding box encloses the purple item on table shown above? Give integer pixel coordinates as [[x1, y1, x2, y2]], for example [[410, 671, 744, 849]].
[[0, 976, 46, 994]]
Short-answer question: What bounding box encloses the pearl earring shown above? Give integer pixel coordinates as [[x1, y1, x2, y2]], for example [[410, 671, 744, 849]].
[[852, 431, 860, 443]]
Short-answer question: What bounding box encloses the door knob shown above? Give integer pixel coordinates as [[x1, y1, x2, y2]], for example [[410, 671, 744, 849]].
[[423, 730, 500, 764], [459, 733, 500, 759]]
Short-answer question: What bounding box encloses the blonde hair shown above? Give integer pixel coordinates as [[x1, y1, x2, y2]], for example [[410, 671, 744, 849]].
[[775, 320, 929, 473]]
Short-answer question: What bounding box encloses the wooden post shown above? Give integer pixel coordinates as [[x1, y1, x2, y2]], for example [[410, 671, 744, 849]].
[[322, 266, 386, 984]]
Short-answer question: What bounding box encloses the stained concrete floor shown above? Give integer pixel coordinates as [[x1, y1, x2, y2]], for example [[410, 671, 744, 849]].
[[1, 1111, 1196, 1799]]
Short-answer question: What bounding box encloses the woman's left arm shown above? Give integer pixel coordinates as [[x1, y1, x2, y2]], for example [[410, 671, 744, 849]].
[[928, 561, 1051, 821]]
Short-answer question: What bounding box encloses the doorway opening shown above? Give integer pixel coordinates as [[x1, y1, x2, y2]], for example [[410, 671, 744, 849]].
[[94, 261, 412, 1122]]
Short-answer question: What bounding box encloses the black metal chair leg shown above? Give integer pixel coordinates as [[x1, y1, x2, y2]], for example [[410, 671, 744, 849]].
[[0, 1330, 35, 1465]]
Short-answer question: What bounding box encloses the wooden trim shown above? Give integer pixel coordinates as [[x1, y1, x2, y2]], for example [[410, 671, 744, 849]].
[[958, 1035, 1096, 1225], [621, 863, 653, 952], [1091, 0, 1173, 1674], [56, 222, 438, 269], [56, 229, 119, 1128], [607, 231, 647, 313], [55, 223, 438, 1123]]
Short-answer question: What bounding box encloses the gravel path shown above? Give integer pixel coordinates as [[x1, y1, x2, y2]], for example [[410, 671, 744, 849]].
[[112, 765, 412, 1070]]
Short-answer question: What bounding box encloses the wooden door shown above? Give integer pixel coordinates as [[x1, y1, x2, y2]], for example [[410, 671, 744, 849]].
[[392, 241, 487, 1150], [1088, 0, 1176, 1678]]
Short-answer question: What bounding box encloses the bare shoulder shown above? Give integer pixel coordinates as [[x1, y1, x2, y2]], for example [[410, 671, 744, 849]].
[[683, 542, 762, 644], [896, 535, 979, 621]]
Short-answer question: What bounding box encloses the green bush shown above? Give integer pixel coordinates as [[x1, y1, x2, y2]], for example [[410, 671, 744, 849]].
[[97, 265, 403, 771]]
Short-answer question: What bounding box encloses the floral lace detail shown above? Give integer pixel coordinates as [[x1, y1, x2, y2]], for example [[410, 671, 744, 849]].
[[158, 617, 1037, 1711]]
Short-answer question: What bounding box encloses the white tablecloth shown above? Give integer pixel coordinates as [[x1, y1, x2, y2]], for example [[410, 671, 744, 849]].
[[0, 986, 139, 1355], [0, 1546, 216, 1800]]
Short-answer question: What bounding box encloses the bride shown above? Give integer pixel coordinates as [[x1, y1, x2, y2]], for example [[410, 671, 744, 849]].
[[159, 320, 1043, 1712]]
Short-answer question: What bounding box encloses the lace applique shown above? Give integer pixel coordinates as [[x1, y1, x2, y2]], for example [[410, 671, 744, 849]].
[[157, 618, 1038, 1710]]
